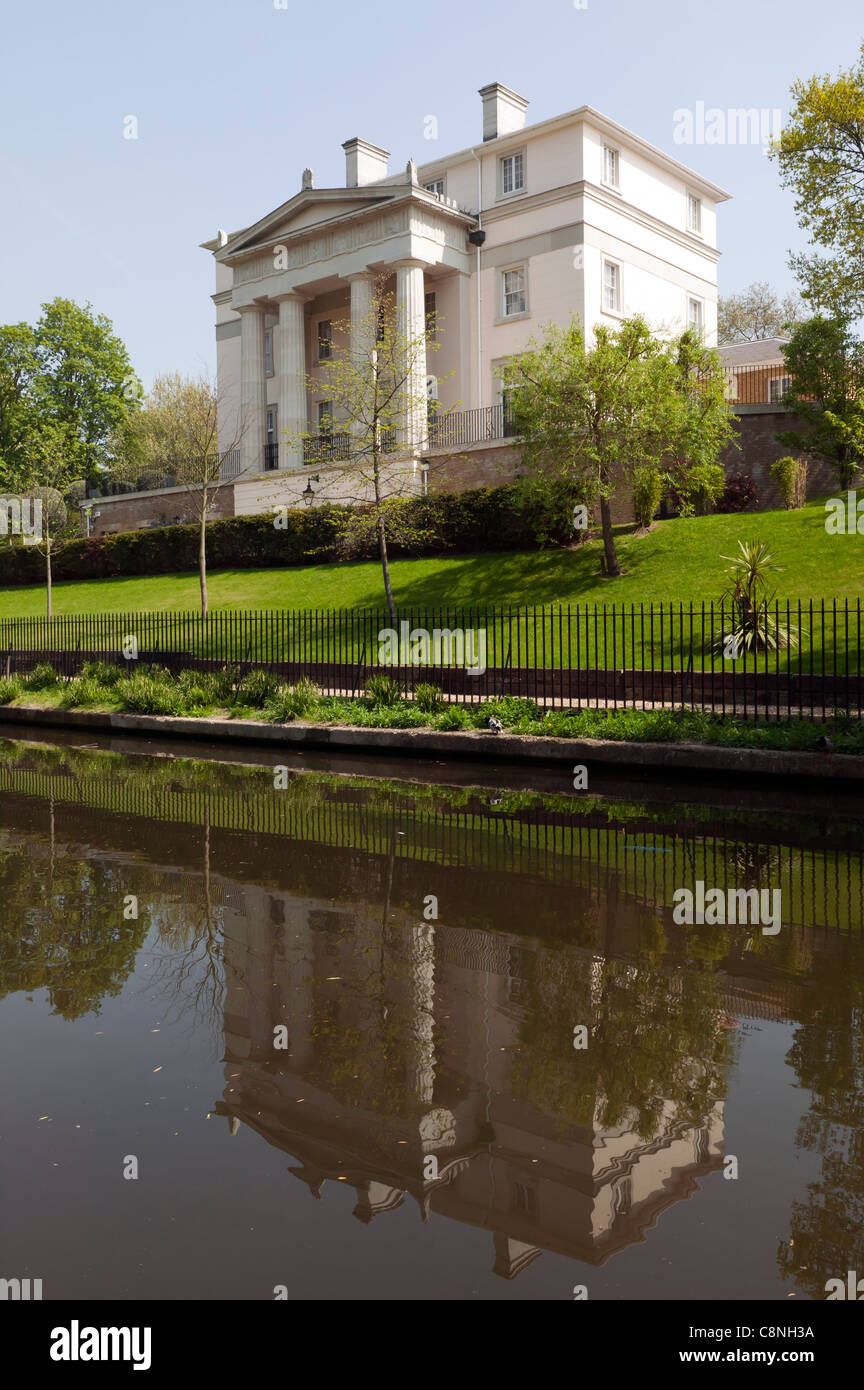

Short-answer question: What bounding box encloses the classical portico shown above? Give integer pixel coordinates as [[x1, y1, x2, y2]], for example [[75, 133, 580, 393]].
[[211, 165, 477, 480]]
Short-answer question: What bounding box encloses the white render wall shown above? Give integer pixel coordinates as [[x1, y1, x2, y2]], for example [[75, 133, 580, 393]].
[[408, 114, 722, 408], [210, 100, 727, 466]]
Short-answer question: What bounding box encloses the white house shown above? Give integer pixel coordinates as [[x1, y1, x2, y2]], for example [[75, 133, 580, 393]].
[[202, 82, 730, 514]]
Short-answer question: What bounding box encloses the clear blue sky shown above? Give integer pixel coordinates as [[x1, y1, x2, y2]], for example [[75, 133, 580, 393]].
[[2, 0, 860, 389]]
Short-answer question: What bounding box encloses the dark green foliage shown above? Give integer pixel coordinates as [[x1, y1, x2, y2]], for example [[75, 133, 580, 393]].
[[235, 667, 281, 708], [413, 682, 443, 714], [365, 674, 403, 708], [24, 662, 60, 690], [0, 482, 578, 586]]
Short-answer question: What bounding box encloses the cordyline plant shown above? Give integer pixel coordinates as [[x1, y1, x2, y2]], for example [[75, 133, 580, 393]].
[[283, 284, 449, 624], [499, 316, 735, 576], [715, 540, 799, 655]]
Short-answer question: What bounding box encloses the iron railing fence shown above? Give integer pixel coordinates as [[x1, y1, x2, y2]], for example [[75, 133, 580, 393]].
[[0, 601, 861, 721], [218, 449, 242, 482], [3, 754, 864, 932], [426, 403, 515, 450]]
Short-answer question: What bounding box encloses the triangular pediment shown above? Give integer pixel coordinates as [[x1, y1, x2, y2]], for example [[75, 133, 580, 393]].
[[218, 187, 400, 260]]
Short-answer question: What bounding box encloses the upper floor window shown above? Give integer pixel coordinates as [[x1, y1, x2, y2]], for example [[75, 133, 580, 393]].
[[499, 151, 524, 196], [502, 267, 526, 317], [688, 297, 703, 333], [424, 291, 437, 335], [602, 145, 620, 187], [603, 260, 621, 314], [769, 375, 792, 403], [424, 178, 445, 198], [264, 328, 274, 376], [317, 320, 332, 361], [687, 193, 702, 233]]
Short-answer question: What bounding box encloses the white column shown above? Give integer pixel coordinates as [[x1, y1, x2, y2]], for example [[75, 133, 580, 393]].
[[346, 271, 376, 361], [408, 923, 436, 1104], [395, 259, 428, 451], [345, 272, 376, 454], [276, 293, 308, 470], [238, 305, 267, 476]]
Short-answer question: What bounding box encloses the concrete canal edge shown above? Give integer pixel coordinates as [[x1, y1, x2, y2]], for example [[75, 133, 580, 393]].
[[0, 703, 861, 782]]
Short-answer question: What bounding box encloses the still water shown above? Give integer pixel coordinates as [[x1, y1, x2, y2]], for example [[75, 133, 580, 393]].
[[1, 731, 862, 1301]]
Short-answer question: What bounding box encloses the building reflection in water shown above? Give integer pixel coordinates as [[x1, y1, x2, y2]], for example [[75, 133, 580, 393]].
[[3, 739, 860, 1288], [213, 880, 731, 1277]]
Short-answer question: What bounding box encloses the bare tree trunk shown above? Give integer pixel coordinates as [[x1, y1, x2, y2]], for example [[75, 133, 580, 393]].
[[599, 496, 621, 577], [377, 512, 397, 626], [372, 452, 397, 623], [46, 536, 53, 619], [199, 495, 208, 618]]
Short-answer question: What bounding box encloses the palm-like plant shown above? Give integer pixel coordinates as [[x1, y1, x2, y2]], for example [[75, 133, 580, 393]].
[[715, 540, 798, 654]]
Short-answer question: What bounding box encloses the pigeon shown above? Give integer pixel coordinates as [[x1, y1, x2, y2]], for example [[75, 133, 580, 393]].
[[487, 716, 503, 735], [816, 735, 834, 755]]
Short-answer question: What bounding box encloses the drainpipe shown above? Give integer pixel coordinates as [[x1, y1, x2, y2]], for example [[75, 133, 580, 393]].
[[469, 147, 485, 412]]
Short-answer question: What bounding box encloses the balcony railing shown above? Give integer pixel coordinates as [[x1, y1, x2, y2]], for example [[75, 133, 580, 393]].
[[301, 428, 398, 464], [303, 432, 352, 464], [218, 449, 242, 482], [720, 362, 794, 406], [425, 403, 516, 451]]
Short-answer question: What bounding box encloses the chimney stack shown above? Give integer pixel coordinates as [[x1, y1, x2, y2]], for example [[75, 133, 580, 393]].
[[479, 82, 529, 142], [343, 137, 390, 187]]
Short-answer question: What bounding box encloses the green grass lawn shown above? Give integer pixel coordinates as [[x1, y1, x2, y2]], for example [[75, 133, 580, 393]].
[[0, 498, 855, 619]]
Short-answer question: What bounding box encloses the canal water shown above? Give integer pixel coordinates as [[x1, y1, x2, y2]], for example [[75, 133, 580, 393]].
[[1, 731, 862, 1301]]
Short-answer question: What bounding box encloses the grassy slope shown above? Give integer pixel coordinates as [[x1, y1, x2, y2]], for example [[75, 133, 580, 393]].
[[0, 498, 854, 617]]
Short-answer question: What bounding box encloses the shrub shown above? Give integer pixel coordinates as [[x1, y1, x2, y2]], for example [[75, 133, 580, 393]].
[[471, 696, 540, 728], [0, 675, 22, 704], [176, 666, 236, 707], [25, 663, 60, 691], [80, 661, 123, 687], [57, 675, 111, 710], [632, 467, 663, 529], [265, 678, 320, 722], [717, 471, 759, 513], [115, 671, 184, 715], [770, 455, 808, 510], [510, 478, 592, 549], [413, 682, 443, 714], [679, 463, 727, 516], [363, 704, 428, 729], [0, 482, 582, 588], [235, 667, 281, 708], [434, 706, 470, 730], [365, 673, 402, 708], [665, 464, 727, 517]]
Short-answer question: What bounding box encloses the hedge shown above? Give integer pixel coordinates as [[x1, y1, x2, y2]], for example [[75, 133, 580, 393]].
[[0, 483, 577, 587]]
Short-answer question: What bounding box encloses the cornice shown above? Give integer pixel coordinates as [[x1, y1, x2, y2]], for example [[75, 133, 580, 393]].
[[482, 179, 721, 263], [217, 187, 476, 267]]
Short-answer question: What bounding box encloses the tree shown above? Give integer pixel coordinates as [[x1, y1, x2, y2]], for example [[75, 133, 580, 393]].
[[7, 421, 82, 617], [112, 372, 245, 616], [501, 316, 735, 577], [0, 323, 40, 483], [282, 284, 442, 623], [775, 316, 864, 489], [31, 298, 140, 479], [771, 44, 864, 318], [718, 281, 807, 344]]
